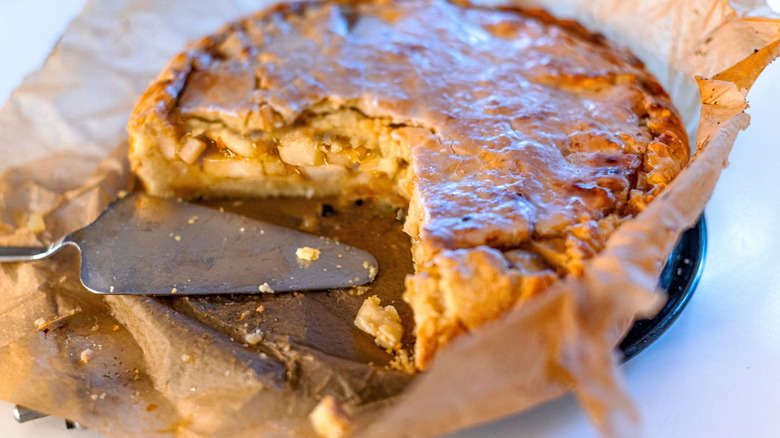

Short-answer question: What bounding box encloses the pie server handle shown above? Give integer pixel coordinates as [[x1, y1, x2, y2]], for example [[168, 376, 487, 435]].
[[0, 236, 73, 262]]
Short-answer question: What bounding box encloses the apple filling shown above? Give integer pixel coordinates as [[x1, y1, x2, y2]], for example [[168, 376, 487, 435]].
[[186, 107, 405, 178]]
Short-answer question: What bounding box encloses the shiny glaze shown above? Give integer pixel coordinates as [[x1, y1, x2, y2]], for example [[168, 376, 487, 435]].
[[176, 0, 688, 258]]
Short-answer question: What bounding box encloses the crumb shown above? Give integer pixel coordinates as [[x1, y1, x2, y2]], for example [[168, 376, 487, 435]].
[[245, 329, 264, 344], [296, 247, 321, 261], [89, 393, 99, 401], [309, 396, 352, 438], [171, 287, 177, 294], [354, 295, 403, 351], [256, 305, 265, 313], [388, 349, 416, 374], [240, 227, 245, 233], [117, 190, 128, 199], [187, 215, 199, 224], [109, 286, 115, 293], [80, 348, 94, 364], [33, 318, 47, 331], [181, 354, 192, 363], [174, 235, 181, 241], [258, 283, 275, 293], [239, 310, 251, 321], [112, 325, 120, 332], [362, 261, 378, 280], [348, 286, 370, 297]]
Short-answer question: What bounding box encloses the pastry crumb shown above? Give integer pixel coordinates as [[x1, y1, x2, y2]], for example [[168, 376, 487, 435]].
[[171, 287, 178, 294], [258, 283, 275, 293], [181, 353, 192, 363], [296, 246, 321, 261], [362, 261, 378, 280], [187, 215, 199, 224], [256, 305, 265, 313], [245, 329, 264, 344], [309, 396, 351, 438], [354, 295, 403, 351], [33, 318, 47, 331], [348, 286, 370, 297], [388, 349, 416, 374], [80, 348, 94, 364]]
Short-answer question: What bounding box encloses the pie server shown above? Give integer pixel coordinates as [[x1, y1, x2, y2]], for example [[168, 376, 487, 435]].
[[0, 193, 378, 295]]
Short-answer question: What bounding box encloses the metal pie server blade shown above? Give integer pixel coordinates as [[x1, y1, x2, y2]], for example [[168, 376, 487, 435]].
[[0, 193, 378, 295]]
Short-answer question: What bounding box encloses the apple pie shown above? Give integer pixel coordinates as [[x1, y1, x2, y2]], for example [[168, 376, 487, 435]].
[[128, 0, 689, 369]]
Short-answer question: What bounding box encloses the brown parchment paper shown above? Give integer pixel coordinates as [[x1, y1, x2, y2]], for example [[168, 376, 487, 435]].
[[0, 0, 778, 437]]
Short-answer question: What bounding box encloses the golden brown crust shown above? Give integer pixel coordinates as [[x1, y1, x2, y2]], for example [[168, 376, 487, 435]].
[[127, 0, 689, 369]]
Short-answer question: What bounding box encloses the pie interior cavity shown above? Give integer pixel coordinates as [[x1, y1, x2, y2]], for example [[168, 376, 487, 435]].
[[128, 0, 689, 369]]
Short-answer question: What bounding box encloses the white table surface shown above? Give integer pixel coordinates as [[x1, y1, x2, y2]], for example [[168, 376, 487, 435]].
[[1, 2, 779, 437]]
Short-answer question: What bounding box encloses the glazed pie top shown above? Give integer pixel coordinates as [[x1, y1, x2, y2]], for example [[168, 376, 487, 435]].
[[128, 0, 689, 369]]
